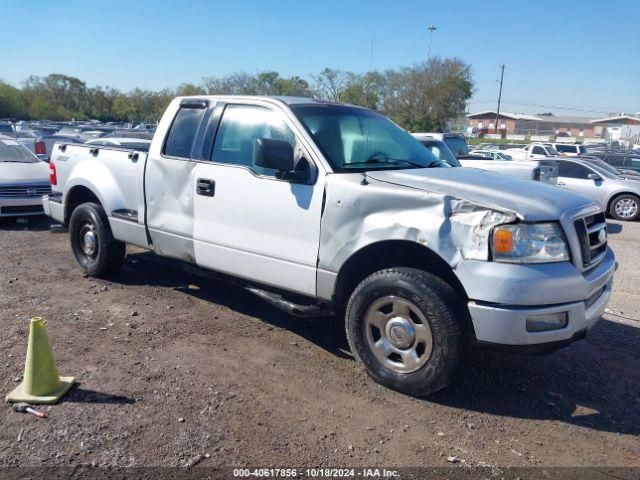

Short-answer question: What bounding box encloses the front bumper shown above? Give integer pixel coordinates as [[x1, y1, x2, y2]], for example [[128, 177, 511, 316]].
[[459, 247, 616, 346], [0, 196, 45, 217], [42, 194, 65, 223]]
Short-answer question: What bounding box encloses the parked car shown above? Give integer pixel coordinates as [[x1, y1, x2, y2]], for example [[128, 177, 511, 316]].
[[0, 135, 51, 217], [551, 143, 589, 156], [85, 137, 152, 152], [0, 122, 16, 137], [468, 149, 513, 161], [44, 96, 614, 395], [133, 123, 156, 131], [414, 132, 470, 157], [37, 134, 84, 162], [588, 152, 640, 174], [414, 137, 557, 184], [505, 142, 560, 160], [78, 130, 109, 142], [554, 157, 640, 221], [15, 134, 47, 161], [104, 129, 155, 140]]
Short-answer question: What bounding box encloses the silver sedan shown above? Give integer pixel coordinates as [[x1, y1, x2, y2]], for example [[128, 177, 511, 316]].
[[554, 157, 640, 221], [0, 135, 51, 217]]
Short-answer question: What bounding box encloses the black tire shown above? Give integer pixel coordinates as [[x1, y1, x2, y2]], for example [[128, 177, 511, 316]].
[[69, 202, 125, 277], [345, 268, 467, 396], [609, 194, 640, 221]]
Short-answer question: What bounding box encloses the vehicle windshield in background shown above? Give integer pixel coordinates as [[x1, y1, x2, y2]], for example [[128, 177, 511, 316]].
[[590, 158, 622, 176], [418, 141, 460, 167], [544, 145, 560, 156], [0, 139, 40, 163], [588, 161, 617, 179], [291, 104, 442, 172], [443, 136, 469, 157]]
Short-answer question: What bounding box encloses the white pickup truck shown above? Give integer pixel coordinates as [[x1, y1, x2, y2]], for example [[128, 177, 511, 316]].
[[505, 142, 561, 160], [44, 96, 616, 395]]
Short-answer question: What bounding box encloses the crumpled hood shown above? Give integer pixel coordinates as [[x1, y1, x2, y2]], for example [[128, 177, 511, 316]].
[[366, 167, 595, 221], [0, 161, 50, 183]]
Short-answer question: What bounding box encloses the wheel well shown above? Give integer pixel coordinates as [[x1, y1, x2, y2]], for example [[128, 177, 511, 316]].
[[65, 186, 101, 224], [607, 192, 640, 214], [333, 240, 468, 309]]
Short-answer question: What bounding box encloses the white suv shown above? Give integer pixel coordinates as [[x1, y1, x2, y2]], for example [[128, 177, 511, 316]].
[[552, 143, 588, 156]]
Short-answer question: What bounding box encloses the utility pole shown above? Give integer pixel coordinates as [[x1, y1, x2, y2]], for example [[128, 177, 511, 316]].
[[495, 64, 505, 134], [370, 38, 375, 72], [428, 26, 437, 60]]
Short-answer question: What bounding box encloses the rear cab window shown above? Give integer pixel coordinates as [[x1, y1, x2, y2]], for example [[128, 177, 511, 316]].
[[556, 144, 577, 154], [531, 146, 546, 155], [163, 106, 207, 158]]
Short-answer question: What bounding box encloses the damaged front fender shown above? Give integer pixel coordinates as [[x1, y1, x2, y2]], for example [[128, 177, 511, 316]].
[[317, 174, 516, 298]]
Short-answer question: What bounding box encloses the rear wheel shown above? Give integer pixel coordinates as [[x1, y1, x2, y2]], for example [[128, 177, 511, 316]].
[[610, 194, 640, 221], [345, 268, 467, 396], [69, 202, 125, 277]]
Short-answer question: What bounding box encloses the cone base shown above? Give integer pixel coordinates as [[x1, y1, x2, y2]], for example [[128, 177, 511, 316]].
[[5, 376, 75, 405]]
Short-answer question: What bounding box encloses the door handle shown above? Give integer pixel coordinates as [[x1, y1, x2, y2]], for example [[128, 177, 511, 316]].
[[196, 178, 215, 196], [557, 181, 566, 186]]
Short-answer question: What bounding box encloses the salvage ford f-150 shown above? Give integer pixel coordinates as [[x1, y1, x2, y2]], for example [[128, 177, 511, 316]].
[[44, 96, 616, 395]]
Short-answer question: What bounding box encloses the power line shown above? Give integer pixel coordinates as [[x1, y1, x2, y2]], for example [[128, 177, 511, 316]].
[[472, 98, 636, 115]]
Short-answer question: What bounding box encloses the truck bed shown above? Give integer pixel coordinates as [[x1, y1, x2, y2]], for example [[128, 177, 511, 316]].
[[49, 142, 149, 247]]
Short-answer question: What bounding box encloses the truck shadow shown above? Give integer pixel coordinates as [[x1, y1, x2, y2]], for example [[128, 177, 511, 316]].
[[606, 222, 623, 234], [116, 251, 639, 436], [430, 318, 640, 436], [0, 216, 53, 231], [119, 251, 352, 360]]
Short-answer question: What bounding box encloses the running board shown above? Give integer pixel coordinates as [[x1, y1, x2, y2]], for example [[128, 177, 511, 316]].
[[178, 262, 334, 318], [244, 287, 333, 318], [111, 209, 138, 222]]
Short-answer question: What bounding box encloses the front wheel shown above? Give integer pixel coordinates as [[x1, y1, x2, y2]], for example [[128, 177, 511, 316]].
[[610, 194, 640, 221], [345, 268, 467, 396], [69, 202, 126, 277]]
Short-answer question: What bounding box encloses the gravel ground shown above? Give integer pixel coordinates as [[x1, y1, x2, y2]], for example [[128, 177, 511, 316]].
[[0, 216, 638, 471]]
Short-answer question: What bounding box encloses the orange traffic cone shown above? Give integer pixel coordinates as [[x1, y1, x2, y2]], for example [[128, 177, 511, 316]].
[[6, 317, 74, 404]]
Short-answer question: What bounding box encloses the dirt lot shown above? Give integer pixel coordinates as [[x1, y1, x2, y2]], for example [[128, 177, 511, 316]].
[[0, 216, 638, 471]]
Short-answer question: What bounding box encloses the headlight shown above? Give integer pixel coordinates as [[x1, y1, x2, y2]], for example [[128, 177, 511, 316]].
[[492, 223, 569, 263]]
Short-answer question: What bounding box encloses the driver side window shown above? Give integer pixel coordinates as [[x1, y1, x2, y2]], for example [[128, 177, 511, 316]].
[[211, 104, 295, 177], [558, 162, 590, 179]]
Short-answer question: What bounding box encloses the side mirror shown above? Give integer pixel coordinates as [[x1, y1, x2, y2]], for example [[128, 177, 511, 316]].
[[587, 173, 601, 181], [254, 138, 294, 172]]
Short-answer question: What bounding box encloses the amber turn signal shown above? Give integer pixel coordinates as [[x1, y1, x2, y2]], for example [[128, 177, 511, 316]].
[[493, 229, 513, 255]]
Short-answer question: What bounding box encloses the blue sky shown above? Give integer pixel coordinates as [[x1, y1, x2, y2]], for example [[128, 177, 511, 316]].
[[1, 0, 638, 117]]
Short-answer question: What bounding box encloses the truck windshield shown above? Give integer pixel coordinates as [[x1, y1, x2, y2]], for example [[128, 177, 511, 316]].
[[291, 104, 441, 172]]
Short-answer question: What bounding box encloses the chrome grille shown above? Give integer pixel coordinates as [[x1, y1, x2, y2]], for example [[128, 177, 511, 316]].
[[0, 184, 51, 198], [574, 212, 607, 269]]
